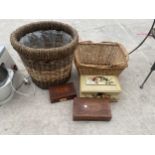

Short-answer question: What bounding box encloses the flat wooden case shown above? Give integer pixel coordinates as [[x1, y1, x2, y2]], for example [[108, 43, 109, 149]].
[[49, 83, 76, 103], [73, 97, 112, 121]]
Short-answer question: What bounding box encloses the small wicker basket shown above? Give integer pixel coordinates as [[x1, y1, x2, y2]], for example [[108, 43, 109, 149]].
[[74, 41, 129, 76]]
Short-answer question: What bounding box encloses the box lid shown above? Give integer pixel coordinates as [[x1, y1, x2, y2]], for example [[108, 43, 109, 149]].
[[80, 75, 121, 93], [73, 97, 112, 121]]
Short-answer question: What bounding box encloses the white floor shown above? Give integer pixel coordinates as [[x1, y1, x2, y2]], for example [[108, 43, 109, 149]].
[[0, 19, 155, 134]]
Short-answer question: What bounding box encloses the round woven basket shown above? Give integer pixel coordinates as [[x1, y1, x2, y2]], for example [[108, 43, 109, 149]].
[[10, 21, 78, 89]]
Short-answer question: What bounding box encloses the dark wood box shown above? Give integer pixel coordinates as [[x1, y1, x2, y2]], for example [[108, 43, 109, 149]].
[[73, 97, 112, 121], [49, 83, 76, 103]]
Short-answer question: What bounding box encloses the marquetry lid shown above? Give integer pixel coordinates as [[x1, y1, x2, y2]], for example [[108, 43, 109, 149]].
[[80, 75, 122, 93]]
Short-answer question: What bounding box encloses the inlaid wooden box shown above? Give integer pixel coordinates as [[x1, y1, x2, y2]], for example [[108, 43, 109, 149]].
[[80, 75, 122, 102]]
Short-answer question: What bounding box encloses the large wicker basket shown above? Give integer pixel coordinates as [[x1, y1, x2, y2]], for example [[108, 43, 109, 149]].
[[74, 41, 128, 76], [10, 21, 78, 89]]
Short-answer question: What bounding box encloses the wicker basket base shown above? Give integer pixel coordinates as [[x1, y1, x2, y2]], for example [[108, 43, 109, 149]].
[[32, 73, 71, 89]]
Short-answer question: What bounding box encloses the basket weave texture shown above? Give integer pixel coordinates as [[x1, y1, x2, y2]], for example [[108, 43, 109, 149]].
[[10, 21, 78, 89], [74, 41, 129, 76]]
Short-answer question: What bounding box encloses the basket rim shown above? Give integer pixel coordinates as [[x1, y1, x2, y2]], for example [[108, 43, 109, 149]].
[[10, 21, 79, 59], [75, 41, 129, 69]]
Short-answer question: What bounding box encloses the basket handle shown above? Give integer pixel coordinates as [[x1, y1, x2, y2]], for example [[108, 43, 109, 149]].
[[79, 41, 93, 44], [100, 41, 119, 45], [79, 41, 118, 45]]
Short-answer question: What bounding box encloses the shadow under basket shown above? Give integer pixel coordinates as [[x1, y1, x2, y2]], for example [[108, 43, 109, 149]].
[[74, 41, 129, 76], [10, 21, 79, 89]]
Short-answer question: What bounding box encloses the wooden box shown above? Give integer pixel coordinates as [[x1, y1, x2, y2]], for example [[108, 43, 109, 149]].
[[80, 75, 121, 102], [73, 97, 112, 121], [49, 83, 76, 103]]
